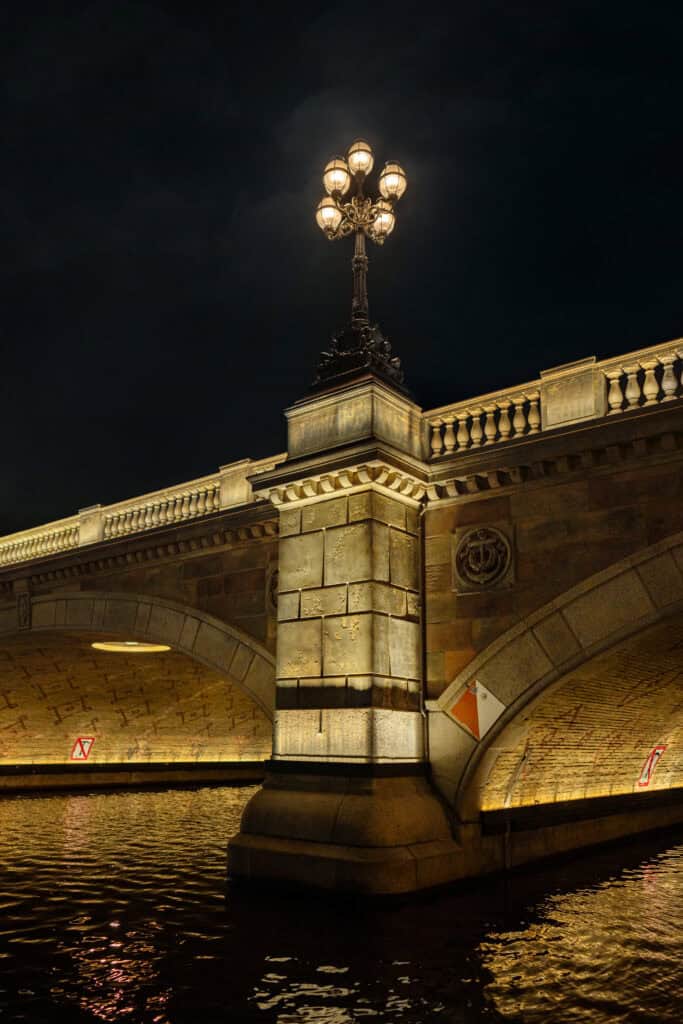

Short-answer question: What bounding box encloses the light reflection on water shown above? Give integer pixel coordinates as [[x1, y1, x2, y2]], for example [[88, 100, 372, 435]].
[[0, 785, 681, 1023]]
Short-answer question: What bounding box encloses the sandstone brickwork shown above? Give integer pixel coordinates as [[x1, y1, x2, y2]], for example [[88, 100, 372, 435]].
[[0, 632, 271, 765]]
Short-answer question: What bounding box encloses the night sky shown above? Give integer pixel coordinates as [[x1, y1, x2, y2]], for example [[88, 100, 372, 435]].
[[3, 3, 682, 534]]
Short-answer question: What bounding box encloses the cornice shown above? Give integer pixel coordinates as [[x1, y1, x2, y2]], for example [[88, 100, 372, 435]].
[[254, 458, 428, 509]]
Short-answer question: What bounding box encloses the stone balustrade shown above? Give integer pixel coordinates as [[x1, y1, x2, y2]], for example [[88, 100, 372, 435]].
[[0, 521, 80, 567], [427, 386, 541, 459], [103, 477, 221, 539], [427, 340, 682, 459], [601, 345, 682, 415], [0, 454, 283, 569]]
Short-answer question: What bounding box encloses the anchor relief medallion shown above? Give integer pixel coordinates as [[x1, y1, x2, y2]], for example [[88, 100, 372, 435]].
[[454, 526, 512, 588]]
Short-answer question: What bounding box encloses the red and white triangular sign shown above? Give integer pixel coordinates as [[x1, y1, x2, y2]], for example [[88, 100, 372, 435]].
[[70, 737, 95, 761], [448, 680, 505, 740]]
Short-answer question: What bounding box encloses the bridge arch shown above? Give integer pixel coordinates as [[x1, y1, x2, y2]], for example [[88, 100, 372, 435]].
[[1, 590, 275, 717], [428, 532, 683, 819]]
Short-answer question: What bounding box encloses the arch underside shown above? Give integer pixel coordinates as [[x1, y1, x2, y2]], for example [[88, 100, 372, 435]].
[[0, 631, 272, 766], [471, 612, 683, 813], [0, 592, 276, 767]]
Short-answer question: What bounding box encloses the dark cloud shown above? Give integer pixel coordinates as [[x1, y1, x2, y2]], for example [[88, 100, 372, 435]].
[[2, 2, 683, 532]]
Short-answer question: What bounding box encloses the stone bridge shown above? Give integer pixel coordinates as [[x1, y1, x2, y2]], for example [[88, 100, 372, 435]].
[[1, 339, 682, 893]]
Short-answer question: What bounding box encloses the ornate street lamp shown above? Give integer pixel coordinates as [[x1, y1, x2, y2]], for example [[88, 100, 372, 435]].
[[313, 139, 408, 392]]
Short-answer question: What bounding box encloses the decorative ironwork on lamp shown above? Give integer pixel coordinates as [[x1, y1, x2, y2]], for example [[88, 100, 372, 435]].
[[313, 139, 408, 392]]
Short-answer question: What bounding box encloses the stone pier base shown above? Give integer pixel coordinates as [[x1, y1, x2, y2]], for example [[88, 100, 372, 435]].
[[228, 763, 464, 894]]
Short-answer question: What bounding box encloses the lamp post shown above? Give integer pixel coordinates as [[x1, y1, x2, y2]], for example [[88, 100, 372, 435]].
[[312, 139, 408, 391]]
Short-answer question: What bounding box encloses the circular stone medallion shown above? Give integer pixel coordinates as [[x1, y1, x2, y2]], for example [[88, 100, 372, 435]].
[[455, 527, 511, 587]]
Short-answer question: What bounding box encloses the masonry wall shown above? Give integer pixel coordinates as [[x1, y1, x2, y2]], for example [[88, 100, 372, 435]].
[[24, 528, 279, 653], [425, 452, 683, 700]]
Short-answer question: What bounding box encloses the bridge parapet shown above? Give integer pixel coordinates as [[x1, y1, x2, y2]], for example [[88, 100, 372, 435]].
[[426, 338, 682, 458], [0, 453, 284, 569]]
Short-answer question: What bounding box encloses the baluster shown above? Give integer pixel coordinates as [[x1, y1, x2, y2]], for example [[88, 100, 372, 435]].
[[158, 500, 168, 525], [181, 493, 190, 518], [442, 418, 456, 454], [482, 404, 498, 445], [189, 491, 198, 516], [174, 495, 184, 520], [197, 491, 207, 515], [660, 354, 678, 401], [526, 392, 541, 433], [151, 503, 160, 527], [623, 363, 642, 408], [497, 400, 512, 441], [641, 359, 660, 405], [456, 414, 471, 449], [467, 407, 482, 445], [430, 419, 443, 458], [512, 398, 527, 436], [213, 484, 221, 510], [605, 370, 624, 414]]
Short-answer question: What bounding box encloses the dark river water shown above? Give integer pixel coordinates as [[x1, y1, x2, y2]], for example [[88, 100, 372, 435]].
[[1, 785, 681, 1024]]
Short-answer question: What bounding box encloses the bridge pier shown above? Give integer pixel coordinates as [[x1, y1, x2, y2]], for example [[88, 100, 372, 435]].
[[228, 375, 462, 892]]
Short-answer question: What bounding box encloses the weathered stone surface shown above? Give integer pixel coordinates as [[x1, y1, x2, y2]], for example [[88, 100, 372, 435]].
[[476, 631, 553, 705], [302, 496, 347, 532], [323, 521, 391, 586], [274, 708, 423, 760], [563, 571, 654, 649], [194, 621, 239, 672], [532, 611, 581, 666], [348, 491, 406, 530], [279, 508, 301, 537], [390, 529, 419, 590], [179, 615, 200, 651], [323, 614, 373, 676], [388, 617, 420, 680], [348, 581, 406, 616], [279, 533, 324, 590], [636, 552, 683, 608], [277, 591, 300, 622], [103, 599, 138, 633], [300, 585, 347, 619], [230, 643, 254, 682], [277, 619, 322, 678], [148, 604, 185, 645]]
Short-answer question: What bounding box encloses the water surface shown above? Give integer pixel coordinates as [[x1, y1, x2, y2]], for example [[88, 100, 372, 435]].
[[0, 785, 681, 1022]]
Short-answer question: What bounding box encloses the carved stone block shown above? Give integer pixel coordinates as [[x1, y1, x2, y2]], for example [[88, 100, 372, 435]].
[[390, 529, 419, 590], [324, 522, 390, 585], [348, 581, 406, 616], [300, 585, 348, 619], [279, 533, 324, 590], [277, 619, 322, 678], [451, 522, 515, 593], [302, 496, 347, 533]]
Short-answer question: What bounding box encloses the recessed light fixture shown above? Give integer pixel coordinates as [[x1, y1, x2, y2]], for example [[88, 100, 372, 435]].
[[91, 641, 171, 654]]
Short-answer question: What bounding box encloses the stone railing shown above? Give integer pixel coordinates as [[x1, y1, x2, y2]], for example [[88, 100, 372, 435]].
[[102, 475, 221, 540], [0, 454, 284, 569], [0, 520, 80, 567], [426, 340, 682, 459]]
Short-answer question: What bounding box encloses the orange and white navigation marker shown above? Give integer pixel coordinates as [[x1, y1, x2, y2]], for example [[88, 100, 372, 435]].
[[638, 744, 666, 787], [448, 680, 505, 741], [70, 737, 95, 761]]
